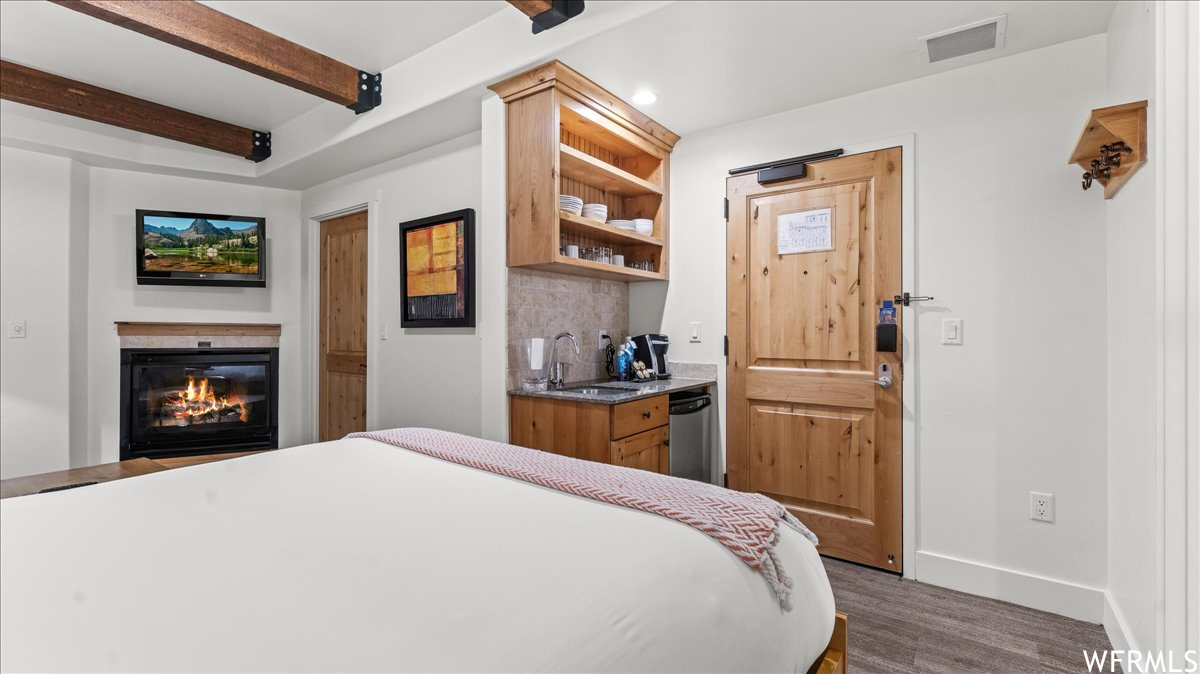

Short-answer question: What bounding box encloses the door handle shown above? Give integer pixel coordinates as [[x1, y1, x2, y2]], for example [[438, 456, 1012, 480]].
[[874, 363, 893, 388]]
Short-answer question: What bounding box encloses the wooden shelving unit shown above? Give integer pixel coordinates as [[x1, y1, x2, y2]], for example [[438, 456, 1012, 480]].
[[489, 61, 679, 282]]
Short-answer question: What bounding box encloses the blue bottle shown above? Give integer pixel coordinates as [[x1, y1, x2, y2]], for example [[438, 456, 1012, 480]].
[[616, 341, 633, 381], [878, 300, 897, 325]]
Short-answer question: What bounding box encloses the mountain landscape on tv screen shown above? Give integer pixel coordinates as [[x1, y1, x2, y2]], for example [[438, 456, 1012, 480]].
[[143, 218, 260, 274]]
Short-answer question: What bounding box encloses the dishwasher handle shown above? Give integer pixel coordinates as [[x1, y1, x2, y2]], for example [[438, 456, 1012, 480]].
[[669, 396, 711, 415]]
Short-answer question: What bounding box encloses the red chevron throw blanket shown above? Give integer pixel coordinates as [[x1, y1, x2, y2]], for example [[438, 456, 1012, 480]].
[[348, 427, 818, 610]]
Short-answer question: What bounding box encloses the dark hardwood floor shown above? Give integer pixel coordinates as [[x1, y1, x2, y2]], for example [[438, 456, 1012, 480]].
[[823, 557, 1112, 673]]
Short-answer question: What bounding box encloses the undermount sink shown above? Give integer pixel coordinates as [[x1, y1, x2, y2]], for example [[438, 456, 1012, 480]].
[[560, 386, 630, 397]]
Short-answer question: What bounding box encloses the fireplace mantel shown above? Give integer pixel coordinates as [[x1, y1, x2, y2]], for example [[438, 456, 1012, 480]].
[[115, 322, 281, 337], [115, 322, 281, 349]]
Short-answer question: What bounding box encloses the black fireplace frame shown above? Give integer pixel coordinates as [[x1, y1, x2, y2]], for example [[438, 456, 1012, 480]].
[[120, 347, 279, 460]]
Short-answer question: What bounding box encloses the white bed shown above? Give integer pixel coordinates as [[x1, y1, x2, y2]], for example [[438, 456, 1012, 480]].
[[1, 436, 835, 672]]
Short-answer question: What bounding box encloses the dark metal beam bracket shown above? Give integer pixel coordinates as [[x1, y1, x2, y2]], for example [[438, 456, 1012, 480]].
[[247, 130, 271, 162], [531, 0, 585, 34], [349, 71, 382, 114]]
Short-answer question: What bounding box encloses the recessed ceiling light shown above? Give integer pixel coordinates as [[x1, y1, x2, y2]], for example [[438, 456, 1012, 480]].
[[631, 90, 658, 105]]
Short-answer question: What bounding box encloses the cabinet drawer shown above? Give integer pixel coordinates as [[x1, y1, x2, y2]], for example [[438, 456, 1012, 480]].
[[611, 394, 668, 439], [610, 427, 669, 474]]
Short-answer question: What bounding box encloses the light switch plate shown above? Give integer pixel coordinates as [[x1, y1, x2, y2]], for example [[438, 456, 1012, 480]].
[[942, 318, 963, 345], [7, 320, 26, 338], [689, 321, 701, 343]]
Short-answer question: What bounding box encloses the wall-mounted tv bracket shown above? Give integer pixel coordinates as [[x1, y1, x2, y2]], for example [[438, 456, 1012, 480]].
[[349, 71, 382, 114], [1081, 142, 1131, 190], [728, 148, 845, 185], [247, 131, 271, 162], [529, 0, 586, 34], [894, 292, 934, 307]]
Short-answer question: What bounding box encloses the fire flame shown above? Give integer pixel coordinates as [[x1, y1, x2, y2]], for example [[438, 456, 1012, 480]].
[[166, 376, 248, 423]]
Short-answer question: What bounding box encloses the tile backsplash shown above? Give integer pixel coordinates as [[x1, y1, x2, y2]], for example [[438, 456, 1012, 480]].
[[507, 269, 628, 388], [668, 361, 719, 380]]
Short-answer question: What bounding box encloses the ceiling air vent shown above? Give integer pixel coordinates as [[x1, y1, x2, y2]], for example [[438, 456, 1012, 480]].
[[919, 15, 1008, 63]]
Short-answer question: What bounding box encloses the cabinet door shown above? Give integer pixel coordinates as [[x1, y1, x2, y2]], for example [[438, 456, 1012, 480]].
[[610, 426, 669, 474], [509, 395, 610, 463]]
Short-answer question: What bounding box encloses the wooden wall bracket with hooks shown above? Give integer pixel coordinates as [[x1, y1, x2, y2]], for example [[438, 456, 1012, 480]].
[[1068, 100, 1147, 199]]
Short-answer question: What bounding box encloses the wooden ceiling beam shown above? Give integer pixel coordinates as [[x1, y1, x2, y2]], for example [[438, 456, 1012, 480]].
[[507, 1, 554, 18], [50, 0, 381, 113], [0, 60, 271, 161]]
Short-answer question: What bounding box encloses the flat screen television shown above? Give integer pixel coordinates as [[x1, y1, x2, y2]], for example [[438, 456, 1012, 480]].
[[136, 209, 266, 287]]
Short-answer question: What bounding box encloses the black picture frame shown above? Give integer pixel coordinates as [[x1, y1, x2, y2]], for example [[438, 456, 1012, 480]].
[[399, 208, 475, 328], [136, 208, 267, 287]]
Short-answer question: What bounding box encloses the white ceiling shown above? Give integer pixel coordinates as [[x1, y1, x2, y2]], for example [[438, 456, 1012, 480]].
[[0, 0, 505, 130], [555, 0, 1116, 137], [0, 0, 1117, 188]]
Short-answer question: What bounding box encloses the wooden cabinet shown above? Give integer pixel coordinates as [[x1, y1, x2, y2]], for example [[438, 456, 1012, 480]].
[[488, 61, 680, 282], [509, 394, 670, 473]]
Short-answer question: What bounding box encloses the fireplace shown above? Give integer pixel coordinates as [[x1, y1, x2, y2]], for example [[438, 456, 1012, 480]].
[[120, 348, 279, 460]]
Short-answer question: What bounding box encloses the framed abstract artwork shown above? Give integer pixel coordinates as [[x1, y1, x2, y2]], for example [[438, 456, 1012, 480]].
[[399, 209, 475, 328]]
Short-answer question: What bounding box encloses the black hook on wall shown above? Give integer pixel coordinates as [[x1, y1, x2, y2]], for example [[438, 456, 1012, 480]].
[[1082, 142, 1132, 190]]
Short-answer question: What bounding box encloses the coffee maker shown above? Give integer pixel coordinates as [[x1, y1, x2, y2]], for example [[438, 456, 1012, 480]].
[[631, 334, 670, 379]]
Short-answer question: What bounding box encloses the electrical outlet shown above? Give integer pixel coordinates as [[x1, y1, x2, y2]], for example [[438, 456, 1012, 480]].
[[689, 321, 702, 343], [597, 330, 608, 349], [7, 320, 26, 338], [1030, 491, 1055, 523]]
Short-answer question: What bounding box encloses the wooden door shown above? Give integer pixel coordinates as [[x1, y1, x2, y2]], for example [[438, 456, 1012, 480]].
[[727, 148, 902, 571], [319, 211, 368, 441]]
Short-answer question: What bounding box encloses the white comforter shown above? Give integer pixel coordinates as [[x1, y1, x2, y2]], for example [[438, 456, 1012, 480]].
[[1, 436, 834, 672]]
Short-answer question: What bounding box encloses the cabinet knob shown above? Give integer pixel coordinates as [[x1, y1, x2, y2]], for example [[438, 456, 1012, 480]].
[[642, 412, 652, 419]]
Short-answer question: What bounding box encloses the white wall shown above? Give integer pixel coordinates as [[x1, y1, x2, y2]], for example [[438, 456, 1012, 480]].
[[631, 35, 1111, 619], [0, 147, 86, 478], [479, 95, 509, 442], [1102, 0, 1159, 654], [301, 133, 484, 437], [85, 168, 304, 464]]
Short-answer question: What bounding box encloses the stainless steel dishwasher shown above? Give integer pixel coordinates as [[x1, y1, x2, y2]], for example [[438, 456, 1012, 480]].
[[668, 390, 714, 484]]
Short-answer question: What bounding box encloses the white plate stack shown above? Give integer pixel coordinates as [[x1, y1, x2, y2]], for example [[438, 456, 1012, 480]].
[[559, 195, 583, 215], [633, 219, 654, 235], [607, 219, 635, 230], [581, 203, 608, 221]]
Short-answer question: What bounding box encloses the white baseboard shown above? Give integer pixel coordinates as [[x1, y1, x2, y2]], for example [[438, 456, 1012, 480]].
[[1102, 591, 1139, 654], [915, 551, 1104, 622]]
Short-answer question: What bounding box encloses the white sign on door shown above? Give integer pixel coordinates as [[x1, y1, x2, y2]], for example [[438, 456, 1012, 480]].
[[777, 207, 833, 255]]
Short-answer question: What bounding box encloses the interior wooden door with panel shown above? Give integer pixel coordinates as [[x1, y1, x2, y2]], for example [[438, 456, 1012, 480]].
[[319, 210, 368, 442], [726, 149, 903, 571]]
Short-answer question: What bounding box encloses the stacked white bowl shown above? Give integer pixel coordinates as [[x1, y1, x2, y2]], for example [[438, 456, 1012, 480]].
[[633, 219, 654, 235], [581, 203, 608, 221], [559, 195, 583, 215], [607, 219, 635, 230]]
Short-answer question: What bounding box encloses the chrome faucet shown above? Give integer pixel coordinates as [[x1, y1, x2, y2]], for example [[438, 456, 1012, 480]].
[[550, 332, 581, 389]]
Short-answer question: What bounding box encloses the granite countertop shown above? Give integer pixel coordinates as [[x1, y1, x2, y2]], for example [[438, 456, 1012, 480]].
[[507, 377, 715, 404]]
